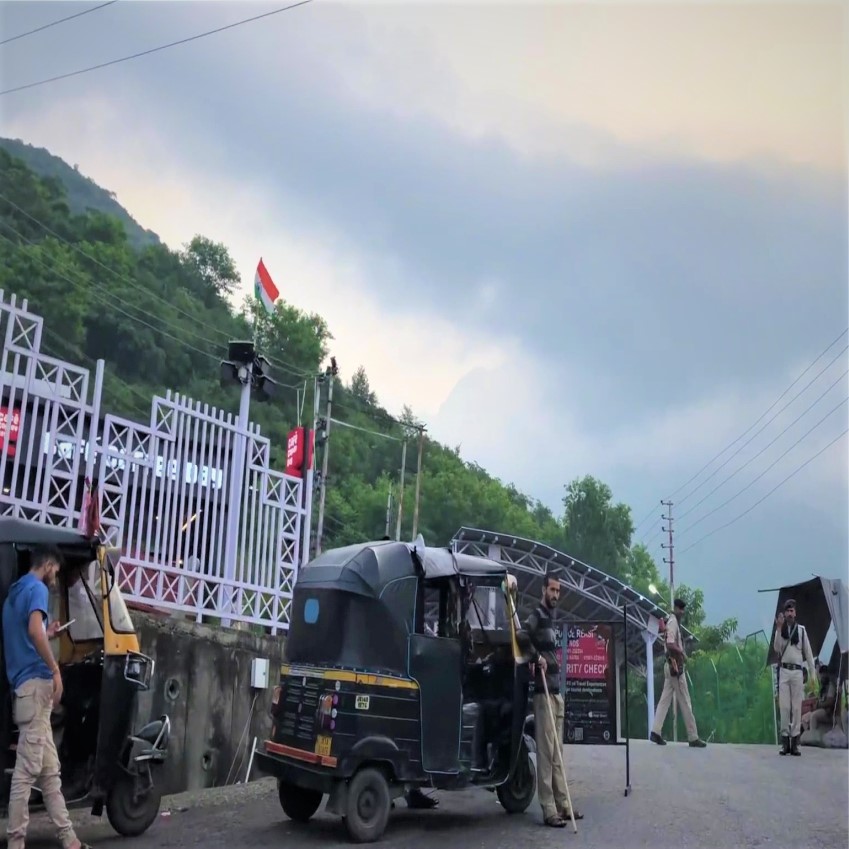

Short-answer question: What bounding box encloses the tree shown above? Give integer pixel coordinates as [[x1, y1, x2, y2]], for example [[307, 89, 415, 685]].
[[180, 235, 240, 298], [350, 366, 377, 406], [562, 475, 634, 578]]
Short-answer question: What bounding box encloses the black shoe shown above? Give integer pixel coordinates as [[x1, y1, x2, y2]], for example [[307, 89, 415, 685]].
[[688, 739, 707, 748], [790, 736, 801, 756], [780, 735, 790, 756], [406, 788, 438, 809], [650, 732, 666, 745]]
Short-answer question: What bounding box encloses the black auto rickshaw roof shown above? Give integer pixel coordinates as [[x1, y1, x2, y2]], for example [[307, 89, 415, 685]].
[[298, 539, 507, 598], [0, 517, 99, 560]]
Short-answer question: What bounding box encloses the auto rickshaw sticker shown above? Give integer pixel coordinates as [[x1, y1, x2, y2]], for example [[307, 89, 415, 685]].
[[355, 695, 370, 710]]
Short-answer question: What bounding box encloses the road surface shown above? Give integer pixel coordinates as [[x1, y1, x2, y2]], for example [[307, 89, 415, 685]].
[[12, 741, 848, 848]]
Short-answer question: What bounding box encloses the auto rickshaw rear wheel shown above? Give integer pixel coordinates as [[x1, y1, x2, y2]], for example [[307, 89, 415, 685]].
[[105, 775, 162, 837], [277, 779, 323, 822], [496, 741, 536, 814], [342, 766, 391, 844]]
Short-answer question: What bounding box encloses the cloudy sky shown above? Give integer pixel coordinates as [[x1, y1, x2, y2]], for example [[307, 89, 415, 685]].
[[1, 0, 846, 635]]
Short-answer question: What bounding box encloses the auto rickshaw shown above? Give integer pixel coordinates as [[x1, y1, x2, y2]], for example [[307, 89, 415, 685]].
[[254, 539, 537, 843], [0, 518, 170, 837]]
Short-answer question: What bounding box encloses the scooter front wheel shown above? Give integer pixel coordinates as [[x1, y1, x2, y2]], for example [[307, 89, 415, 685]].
[[106, 775, 163, 837]]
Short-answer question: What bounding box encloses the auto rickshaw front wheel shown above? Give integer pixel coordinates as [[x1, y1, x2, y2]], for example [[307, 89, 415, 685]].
[[342, 766, 391, 844], [106, 775, 163, 837], [496, 741, 536, 814], [277, 779, 323, 822]]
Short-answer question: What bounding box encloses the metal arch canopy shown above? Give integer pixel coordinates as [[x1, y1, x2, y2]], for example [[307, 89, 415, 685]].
[[450, 526, 699, 669]]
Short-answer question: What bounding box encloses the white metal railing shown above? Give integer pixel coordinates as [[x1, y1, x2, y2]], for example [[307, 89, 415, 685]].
[[0, 290, 304, 632]]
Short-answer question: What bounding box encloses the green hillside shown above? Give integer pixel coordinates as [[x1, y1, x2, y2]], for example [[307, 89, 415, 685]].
[[0, 137, 160, 250]]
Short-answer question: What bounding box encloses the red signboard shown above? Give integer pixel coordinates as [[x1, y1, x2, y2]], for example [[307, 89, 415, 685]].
[[285, 427, 314, 478], [0, 407, 21, 457], [566, 628, 611, 680]]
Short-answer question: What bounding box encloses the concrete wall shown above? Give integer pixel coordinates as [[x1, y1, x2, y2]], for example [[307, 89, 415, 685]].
[[130, 611, 286, 795]]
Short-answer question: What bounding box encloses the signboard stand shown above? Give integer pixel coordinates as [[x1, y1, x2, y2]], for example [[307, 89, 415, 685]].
[[562, 622, 617, 745]]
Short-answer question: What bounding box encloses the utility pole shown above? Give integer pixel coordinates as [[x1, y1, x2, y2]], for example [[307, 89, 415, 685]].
[[661, 499, 674, 606], [314, 357, 338, 557], [394, 439, 407, 541], [384, 483, 393, 538], [219, 341, 278, 626], [411, 425, 426, 539], [661, 498, 677, 741]]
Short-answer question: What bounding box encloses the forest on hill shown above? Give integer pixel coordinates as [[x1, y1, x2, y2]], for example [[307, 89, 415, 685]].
[[0, 144, 777, 742]]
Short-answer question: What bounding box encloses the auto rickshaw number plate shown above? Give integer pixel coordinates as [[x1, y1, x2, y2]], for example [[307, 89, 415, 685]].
[[355, 695, 370, 710], [315, 735, 332, 757]]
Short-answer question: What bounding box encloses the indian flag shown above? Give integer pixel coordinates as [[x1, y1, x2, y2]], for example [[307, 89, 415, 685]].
[[254, 258, 280, 315]]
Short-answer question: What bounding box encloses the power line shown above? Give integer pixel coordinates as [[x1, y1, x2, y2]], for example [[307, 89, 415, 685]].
[[676, 341, 848, 506], [632, 503, 661, 536], [330, 417, 403, 443], [0, 0, 314, 96], [664, 327, 848, 501], [0, 206, 310, 382], [679, 395, 848, 538], [0, 224, 220, 361], [0, 192, 309, 380], [0, 192, 231, 343], [677, 368, 848, 523], [678, 428, 848, 556], [0, 1, 117, 47]]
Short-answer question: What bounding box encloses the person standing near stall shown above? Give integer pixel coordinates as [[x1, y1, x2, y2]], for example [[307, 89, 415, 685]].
[[774, 598, 818, 756]]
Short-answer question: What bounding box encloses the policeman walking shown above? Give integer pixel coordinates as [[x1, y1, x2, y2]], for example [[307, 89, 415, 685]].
[[649, 598, 706, 747], [773, 598, 818, 756]]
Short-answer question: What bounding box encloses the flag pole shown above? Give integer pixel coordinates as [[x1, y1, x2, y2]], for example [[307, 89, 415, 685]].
[[252, 257, 261, 346]]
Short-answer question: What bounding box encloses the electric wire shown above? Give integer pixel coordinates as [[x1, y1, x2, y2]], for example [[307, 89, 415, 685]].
[[677, 368, 848, 523], [0, 1, 117, 47], [0, 203, 312, 382], [0, 0, 314, 96], [677, 395, 848, 539], [678, 428, 848, 555], [664, 327, 848, 501], [676, 342, 848, 507]]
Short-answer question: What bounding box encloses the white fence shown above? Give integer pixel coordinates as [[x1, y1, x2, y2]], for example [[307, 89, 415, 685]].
[[0, 291, 305, 632]]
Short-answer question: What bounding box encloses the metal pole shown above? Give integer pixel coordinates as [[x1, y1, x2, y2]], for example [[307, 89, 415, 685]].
[[314, 369, 333, 557], [643, 631, 655, 738], [300, 374, 320, 567], [623, 603, 631, 796], [395, 440, 407, 541], [223, 367, 252, 626], [411, 427, 425, 538], [384, 482, 393, 538], [662, 499, 677, 742]]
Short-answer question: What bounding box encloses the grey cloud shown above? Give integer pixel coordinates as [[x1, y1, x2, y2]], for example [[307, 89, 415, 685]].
[[32, 4, 839, 436], [3, 2, 846, 634]]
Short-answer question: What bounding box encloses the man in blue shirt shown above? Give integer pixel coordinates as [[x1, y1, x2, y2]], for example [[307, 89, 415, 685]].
[[2, 545, 91, 849]]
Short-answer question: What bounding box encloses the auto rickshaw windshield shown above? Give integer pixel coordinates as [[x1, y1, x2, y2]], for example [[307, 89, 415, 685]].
[[66, 560, 104, 642], [104, 550, 136, 634]]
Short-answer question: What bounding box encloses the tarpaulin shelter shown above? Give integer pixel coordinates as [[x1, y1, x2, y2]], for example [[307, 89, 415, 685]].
[[765, 576, 849, 670]]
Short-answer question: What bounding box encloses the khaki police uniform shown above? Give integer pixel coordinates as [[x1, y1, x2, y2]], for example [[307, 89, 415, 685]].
[[773, 616, 816, 753], [650, 613, 703, 744]]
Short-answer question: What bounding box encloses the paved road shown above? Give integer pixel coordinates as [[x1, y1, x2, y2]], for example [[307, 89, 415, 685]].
[[12, 741, 849, 848]]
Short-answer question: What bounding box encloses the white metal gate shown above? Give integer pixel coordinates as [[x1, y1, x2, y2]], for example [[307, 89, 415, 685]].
[[99, 392, 304, 632], [0, 292, 102, 527], [0, 289, 304, 632]]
